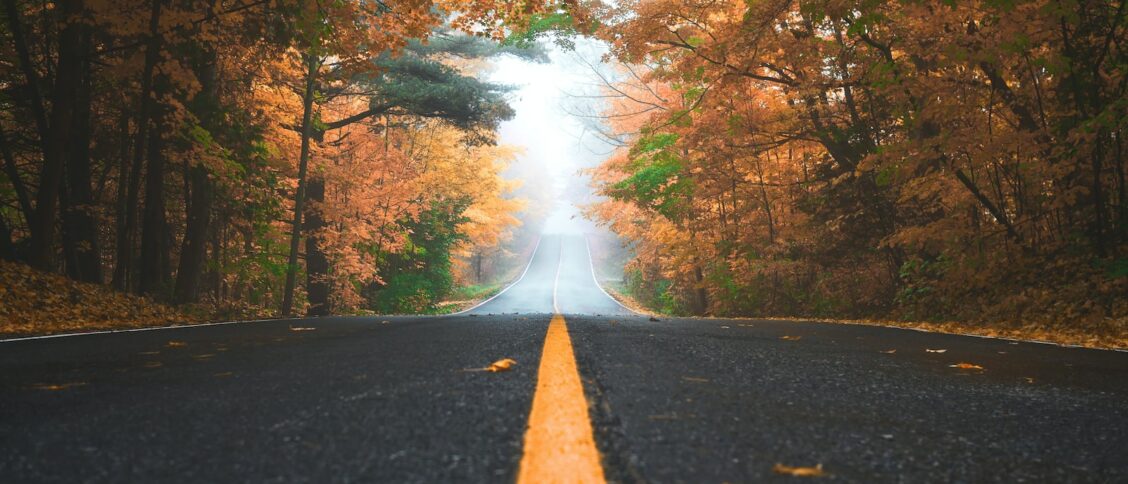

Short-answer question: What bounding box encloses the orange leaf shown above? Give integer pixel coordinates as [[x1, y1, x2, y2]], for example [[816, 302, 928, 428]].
[[949, 362, 984, 370], [773, 463, 826, 477], [32, 382, 86, 391], [486, 358, 517, 372]]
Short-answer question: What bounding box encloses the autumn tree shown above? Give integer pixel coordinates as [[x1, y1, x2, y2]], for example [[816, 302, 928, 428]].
[[586, 0, 1127, 324], [0, 0, 577, 321]]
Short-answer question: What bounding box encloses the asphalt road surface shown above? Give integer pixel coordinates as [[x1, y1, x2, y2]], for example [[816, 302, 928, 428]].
[[2, 233, 1127, 482]]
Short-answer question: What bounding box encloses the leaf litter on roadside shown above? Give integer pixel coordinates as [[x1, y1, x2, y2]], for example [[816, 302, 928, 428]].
[[773, 463, 826, 477]]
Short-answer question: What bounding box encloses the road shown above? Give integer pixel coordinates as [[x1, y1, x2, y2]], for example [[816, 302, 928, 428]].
[[2, 233, 1127, 482]]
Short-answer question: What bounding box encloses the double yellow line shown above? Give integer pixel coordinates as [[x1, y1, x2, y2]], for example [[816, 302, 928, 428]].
[[517, 313, 606, 483]]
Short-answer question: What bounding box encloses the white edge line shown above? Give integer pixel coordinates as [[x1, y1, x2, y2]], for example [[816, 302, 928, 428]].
[[584, 234, 643, 315], [697, 315, 1128, 353], [449, 235, 544, 316], [0, 317, 286, 343]]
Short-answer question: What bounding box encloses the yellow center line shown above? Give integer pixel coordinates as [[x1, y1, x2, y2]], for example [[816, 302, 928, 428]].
[[517, 313, 606, 484]]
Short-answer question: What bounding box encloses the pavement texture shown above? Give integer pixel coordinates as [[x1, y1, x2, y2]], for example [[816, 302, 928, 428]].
[[2, 233, 1126, 482]]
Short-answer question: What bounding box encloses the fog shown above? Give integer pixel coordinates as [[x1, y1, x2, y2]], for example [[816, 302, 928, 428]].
[[485, 38, 631, 282]]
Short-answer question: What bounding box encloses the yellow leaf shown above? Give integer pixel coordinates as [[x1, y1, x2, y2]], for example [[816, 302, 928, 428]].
[[773, 463, 826, 477], [880, 349, 897, 354], [32, 382, 86, 391], [166, 341, 187, 348], [926, 349, 947, 353], [949, 362, 984, 370], [781, 335, 802, 341], [486, 358, 517, 372]]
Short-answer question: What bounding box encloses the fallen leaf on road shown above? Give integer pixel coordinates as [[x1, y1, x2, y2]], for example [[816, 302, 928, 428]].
[[192, 354, 215, 360], [33, 382, 86, 391], [721, 325, 731, 329], [925, 349, 946, 353], [143, 361, 163, 368], [1024, 377, 1035, 384], [289, 326, 316, 331], [681, 376, 710, 383], [781, 335, 802, 341], [139, 350, 160, 355], [486, 358, 517, 372], [214, 372, 233, 377], [949, 362, 984, 370], [880, 349, 897, 354], [773, 463, 825, 477], [166, 341, 186, 348]]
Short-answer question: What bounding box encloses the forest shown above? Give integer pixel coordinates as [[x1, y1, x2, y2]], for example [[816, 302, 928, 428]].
[[0, 0, 576, 320], [582, 0, 1128, 333], [1, 0, 1126, 336]]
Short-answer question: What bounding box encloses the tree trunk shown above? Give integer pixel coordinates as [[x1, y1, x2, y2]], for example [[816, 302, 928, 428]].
[[3, 0, 53, 262], [59, 23, 102, 283], [0, 214, 14, 261], [305, 177, 331, 316], [280, 54, 320, 316], [173, 41, 219, 304], [114, 0, 163, 291], [693, 263, 708, 316], [174, 164, 212, 303], [0, 126, 32, 226], [139, 99, 170, 296], [19, 0, 87, 271]]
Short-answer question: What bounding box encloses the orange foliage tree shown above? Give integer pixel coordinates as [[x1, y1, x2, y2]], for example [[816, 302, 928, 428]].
[[586, 0, 1128, 324], [0, 0, 578, 317]]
